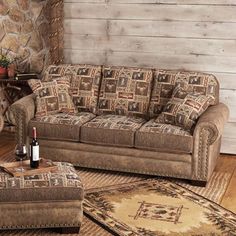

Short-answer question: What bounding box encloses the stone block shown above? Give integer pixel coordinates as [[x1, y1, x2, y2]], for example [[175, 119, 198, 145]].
[[9, 6, 25, 22], [3, 19, 21, 33], [28, 31, 43, 52], [0, 0, 9, 15], [31, 1, 44, 21], [21, 18, 33, 34], [1, 34, 20, 53], [17, 0, 29, 11], [38, 22, 49, 47], [18, 47, 30, 60], [30, 52, 45, 73], [19, 34, 30, 47], [0, 23, 5, 41]]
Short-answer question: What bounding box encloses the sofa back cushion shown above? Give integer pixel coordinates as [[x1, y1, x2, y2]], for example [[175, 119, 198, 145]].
[[149, 69, 219, 118], [43, 64, 71, 82], [98, 66, 153, 118], [43, 64, 102, 114], [68, 65, 102, 113]]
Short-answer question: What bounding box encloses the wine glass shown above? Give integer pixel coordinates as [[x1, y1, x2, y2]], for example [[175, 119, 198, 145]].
[[15, 144, 27, 172]]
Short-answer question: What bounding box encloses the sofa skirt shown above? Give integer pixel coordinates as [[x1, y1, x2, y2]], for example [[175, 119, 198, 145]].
[[37, 138, 192, 180]]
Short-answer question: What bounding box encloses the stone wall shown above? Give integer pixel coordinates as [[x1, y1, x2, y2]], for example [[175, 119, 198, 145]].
[[0, 0, 50, 74]]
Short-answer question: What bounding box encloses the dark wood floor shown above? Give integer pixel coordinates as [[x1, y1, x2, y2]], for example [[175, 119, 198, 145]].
[[0, 131, 236, 213]]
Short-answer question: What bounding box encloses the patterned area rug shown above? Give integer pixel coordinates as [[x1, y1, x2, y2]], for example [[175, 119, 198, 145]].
[[0, 152, 233, 236], [84, 179, 236, 236]]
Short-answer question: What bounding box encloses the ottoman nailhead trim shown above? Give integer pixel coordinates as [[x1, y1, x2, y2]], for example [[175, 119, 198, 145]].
[[1, 223, 80, 229]]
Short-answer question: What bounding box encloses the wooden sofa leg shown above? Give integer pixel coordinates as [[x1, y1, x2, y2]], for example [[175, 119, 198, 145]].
[[190, 180, 207, 187], [58, 227, 81, 234]]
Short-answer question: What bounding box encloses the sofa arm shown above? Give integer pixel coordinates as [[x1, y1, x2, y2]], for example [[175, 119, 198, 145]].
[[11, 94, 36, 144], [192, 103, 229, 181], [193, 103, 229, 144]]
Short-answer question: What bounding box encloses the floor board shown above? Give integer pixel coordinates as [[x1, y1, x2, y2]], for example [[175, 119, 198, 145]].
[[0, 131, 235, 213]]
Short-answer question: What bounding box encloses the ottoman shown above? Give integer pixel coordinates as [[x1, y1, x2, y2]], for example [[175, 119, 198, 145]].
[[0, 162, 84, 233]]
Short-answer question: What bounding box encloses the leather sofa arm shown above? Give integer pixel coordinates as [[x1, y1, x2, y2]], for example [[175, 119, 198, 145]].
[[193, 103, 229, 145], [192, 103, 229, 181], [11, 94, 36, 144]]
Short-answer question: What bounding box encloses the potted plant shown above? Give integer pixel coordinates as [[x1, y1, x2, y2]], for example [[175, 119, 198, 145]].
[[0, 49, 11, 79], [0, 49, 17, 79]]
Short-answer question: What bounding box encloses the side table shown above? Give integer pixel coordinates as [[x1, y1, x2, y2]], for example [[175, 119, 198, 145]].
[[0, 79, 32, 105]]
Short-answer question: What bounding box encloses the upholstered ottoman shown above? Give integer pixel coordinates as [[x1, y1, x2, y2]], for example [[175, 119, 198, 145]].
[[0, 162, 84, 233]]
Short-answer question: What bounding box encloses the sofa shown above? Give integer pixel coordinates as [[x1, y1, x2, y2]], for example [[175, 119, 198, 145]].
[[11, 64, 229, 186]]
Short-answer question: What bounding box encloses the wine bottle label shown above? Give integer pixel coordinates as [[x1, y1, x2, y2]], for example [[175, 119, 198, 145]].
[[32, 146, 39, 161]]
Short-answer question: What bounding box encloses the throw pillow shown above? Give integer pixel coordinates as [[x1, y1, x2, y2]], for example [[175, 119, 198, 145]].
[[28, 77, 76, 117], [155, 86, 214, 130]]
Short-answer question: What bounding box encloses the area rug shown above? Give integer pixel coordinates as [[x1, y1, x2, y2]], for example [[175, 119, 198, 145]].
[[84, 179, 236, 236]]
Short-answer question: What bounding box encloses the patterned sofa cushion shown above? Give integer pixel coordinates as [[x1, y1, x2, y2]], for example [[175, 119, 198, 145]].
[[98, 66, 153, 118], [0, 162, 83, 202], [28, 77, 76, 117], [155, 86, 214, 131], [29, 112, 96, 141], [81, 115, 146, 147], [135, 119, 193, 153], [43, 64, 71, 82], [68, 65, 102, 113], [43, 64, 102, 114], [149, 69, 219, 118]]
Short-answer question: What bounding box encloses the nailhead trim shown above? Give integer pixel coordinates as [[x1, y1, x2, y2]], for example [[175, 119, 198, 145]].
[[197, 127, 210, 180], [74, 163, 190, 179], [1, 223, 80, 230]]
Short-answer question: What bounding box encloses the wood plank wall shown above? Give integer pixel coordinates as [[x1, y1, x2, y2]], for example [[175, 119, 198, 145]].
[[64, 0, 236, 154]]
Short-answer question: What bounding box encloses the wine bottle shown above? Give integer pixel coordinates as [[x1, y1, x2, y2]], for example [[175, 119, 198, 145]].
[[30, 127, 39, 168]]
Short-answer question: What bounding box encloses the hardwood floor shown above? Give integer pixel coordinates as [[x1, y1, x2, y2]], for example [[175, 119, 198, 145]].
[[0, 131, 236, 213]]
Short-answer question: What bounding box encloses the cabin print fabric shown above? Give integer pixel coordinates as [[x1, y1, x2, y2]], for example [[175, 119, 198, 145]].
[[68, 65, 102, 114], [43, 64, 71, 82], [155, 86, 214, 131], [28, 77, 76, 117], [149, 70, 219, 118], [98, 66, 153, 118]]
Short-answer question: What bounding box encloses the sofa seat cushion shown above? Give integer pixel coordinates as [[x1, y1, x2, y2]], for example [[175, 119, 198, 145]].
[[29, 112, 96, 141], [81, 115, 146, 147], [98, 66, 153, 118], [135, 119, 193, 153]]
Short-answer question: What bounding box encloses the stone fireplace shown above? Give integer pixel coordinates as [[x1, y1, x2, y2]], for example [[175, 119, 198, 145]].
[[0, 0, 63, 120]]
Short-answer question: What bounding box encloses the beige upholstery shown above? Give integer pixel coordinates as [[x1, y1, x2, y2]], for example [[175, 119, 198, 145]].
[[11, 64, 229, 183], [135, 119, 193, 153], [81, 114, 145, 147], [29, 112, 95, 141], [0, 162, 83, 230]]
